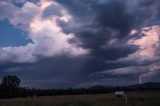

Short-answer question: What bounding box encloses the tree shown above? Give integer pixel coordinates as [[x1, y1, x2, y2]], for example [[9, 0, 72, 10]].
[[1, 76, 20, 89], [0, 76, 21, 98]]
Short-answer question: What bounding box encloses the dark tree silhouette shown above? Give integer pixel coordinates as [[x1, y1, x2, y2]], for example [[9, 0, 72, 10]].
[[1, 76, 20, 88], [0, 76, 21, 98]]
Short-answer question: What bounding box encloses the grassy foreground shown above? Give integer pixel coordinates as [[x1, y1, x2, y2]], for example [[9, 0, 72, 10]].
[[0, 91, 159, 106]]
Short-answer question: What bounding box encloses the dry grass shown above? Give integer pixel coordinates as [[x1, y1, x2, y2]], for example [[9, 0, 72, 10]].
[[0, 91, 159, 106]]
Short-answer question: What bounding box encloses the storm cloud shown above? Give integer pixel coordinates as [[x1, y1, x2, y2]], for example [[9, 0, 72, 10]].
[[0, 0, 160, 88]]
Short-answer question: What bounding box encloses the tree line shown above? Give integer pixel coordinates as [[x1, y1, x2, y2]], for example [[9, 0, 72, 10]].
[[0, 75, 115, 98], [0, 75, 160, 98]]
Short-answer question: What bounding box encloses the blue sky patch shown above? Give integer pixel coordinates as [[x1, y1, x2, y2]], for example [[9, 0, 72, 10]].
[[0, 19, 31, 47]]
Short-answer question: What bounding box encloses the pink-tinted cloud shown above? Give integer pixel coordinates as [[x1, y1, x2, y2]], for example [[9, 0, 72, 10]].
[[114, 25, 160, 63], [0, 0, 89, 63]]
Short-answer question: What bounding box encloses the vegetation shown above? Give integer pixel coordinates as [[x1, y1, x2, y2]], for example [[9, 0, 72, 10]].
[[1, 76, 20, 88], [0, 91, 159, 106], [0, 76, 159, 105], [0, 75, 160, 98]]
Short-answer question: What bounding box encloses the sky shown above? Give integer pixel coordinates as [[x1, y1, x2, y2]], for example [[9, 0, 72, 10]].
[[0, 0, 160, 89]]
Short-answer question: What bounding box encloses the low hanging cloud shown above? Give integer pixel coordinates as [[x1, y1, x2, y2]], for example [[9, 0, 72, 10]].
[[0, 0, 89, 63]]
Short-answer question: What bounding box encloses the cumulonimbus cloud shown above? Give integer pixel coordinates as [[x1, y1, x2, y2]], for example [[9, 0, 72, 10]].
[[0, 0, 89, 63]]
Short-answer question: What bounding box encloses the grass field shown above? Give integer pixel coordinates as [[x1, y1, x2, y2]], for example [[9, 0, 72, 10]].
[[0, 91, 159, 106]]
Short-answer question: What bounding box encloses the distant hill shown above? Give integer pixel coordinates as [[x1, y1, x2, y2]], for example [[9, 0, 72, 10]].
[[90, 82, 160, 91], [128, 82, 160, 90]]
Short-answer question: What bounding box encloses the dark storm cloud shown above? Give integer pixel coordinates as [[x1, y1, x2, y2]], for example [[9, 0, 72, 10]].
[[18, 56, 112, 88], [131, 0, 160, 27], [31, 0, 160, 87], [55, 0, 135, 37], [93, 1, 134, 37], [0, 56, 90, 88], [1, 0, 160, 88], [53, 0, 139, 61], [0, 54, 142, 88], [54, 0, 160, 61], [44, 0, 160, 87], [0, 55, 133, 88]]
